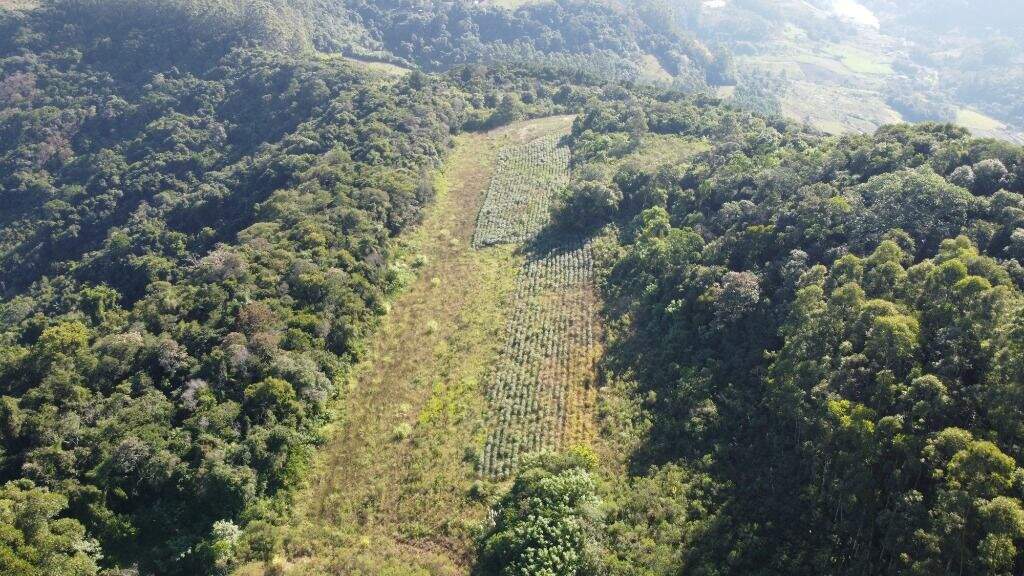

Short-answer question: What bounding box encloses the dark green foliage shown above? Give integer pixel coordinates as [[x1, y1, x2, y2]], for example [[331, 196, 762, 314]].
[[0, 1, 473, 573], [552, 181, 622, 233], [753, 237, 1024, 574], [569, 93, 1024, 575], [345, 0, 725, 86]]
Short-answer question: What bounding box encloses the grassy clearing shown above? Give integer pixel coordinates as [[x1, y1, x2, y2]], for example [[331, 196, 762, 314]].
[[345, 57, 412, 77], [716, 85, 737, 99], [825, 43, 893, 75], [957, 107, 1007, 132], [955, 108, 1024, 143], [315, 52, 411, 77], [487, 0, 542, 8], [638, 54, 674, 85], [779, 81, 902, 135], [0, 0, 37, 9], [234, 116, 575, 576], [793, 52, 854, 79], [630, 134, 711, 169], [592, 133, 710, 172]]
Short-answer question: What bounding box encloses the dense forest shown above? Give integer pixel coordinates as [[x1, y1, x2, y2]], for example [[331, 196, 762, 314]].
[[0, 2, 469, 574], [4, 0, 1024, 575], [344, 0, 732, 87], [546, 91, 1024, 575]]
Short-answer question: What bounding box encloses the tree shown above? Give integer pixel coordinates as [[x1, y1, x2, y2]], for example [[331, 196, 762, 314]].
[[490, 93, 525, 127], [852, 168, 977, 256], [476, 450, 603, 576], [551, 181, 622, 232], [973, 158, 1009, 195], [0, 480, 99, 576]]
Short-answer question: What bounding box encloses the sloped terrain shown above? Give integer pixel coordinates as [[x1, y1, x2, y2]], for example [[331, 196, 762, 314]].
[[246, 116, 597, 576]]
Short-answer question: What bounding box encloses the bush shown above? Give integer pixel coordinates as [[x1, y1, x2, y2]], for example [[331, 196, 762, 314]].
[[475, 452, 603, 576]]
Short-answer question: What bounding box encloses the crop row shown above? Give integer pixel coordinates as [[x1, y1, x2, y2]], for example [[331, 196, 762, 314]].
[[472, 135, 570, 248], [479, 242, 598, 478]]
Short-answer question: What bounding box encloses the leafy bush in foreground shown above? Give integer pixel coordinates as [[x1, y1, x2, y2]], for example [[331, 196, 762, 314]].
[[477, 450, 603, 576]]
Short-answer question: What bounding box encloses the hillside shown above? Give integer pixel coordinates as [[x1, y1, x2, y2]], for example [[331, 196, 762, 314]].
[[3, 1, 1024, 576], [563, 99, 1024, 575], [344, 0, 731, 88], [0, 1, 473, 572], [665, 0, 1024, 142], [0, 1, 716, 573]]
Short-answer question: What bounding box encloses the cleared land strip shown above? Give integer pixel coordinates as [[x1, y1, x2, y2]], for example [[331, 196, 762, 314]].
[[480, 240, 599, 478], [244, 116, 575, 576]]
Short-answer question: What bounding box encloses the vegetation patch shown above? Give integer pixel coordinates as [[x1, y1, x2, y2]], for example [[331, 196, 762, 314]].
[[638, 54, 674, 85], [473, 135, 571, 248], [825, 43, 894, 76], [480, 240, 600, 478], [955, 107, 1020, 142]]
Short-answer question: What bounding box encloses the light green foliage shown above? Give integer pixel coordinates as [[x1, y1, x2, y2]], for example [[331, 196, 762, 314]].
[[476, 451, 603, 576], [0, 479, 99, 576]]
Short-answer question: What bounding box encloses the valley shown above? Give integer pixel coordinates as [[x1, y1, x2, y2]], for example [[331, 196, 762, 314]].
[[697, 0, 1024, 142]]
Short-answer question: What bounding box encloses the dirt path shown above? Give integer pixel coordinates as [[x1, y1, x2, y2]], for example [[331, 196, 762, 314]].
[[238, 116, 575, 576]]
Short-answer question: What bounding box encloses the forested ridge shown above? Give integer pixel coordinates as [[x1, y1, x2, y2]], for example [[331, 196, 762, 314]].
[[342, 0, 732, 87], [0, 1, 470, 572], [4, 0, 1024, 575], [540, 92, 1024, 575]]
